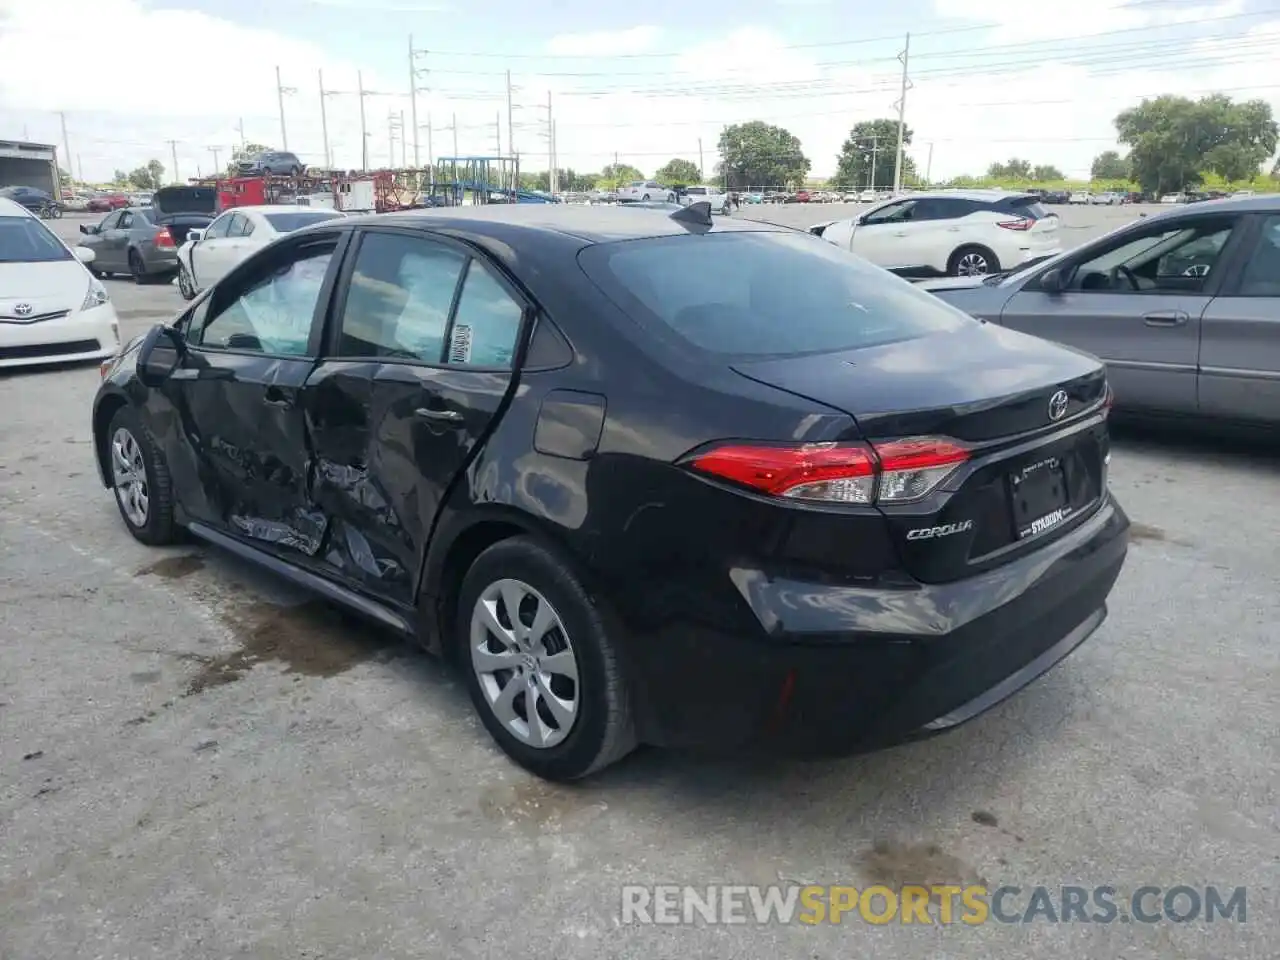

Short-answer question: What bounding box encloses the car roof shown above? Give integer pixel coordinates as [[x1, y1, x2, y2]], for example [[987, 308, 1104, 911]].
[[1142, 193, 1280, 220], [0, 197, 35, 218], [365, 203, 787, 244], [224, 204, 339, 215], [925, 189, 1038, 201]]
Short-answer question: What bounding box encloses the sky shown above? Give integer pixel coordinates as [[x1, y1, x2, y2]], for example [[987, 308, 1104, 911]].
[[1, 0, 1278, 184]]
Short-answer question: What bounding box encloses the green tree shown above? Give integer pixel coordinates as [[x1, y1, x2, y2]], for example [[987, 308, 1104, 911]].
[[718, 121, 809, 189], [655, 158, 701, 185], [598, 163, 644, 188], [112, 168, 129, 185], [1090, 151, 1129, 181], [987, 158, 1032, 179], [834, 119, 912, 189], [1115, 93, 1278, 194], [127, 159, 164, 190], [1031, 164, 1065, 181]]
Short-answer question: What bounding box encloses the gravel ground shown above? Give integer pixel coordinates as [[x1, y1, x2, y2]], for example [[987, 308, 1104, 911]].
[[0, 210, 1274, 960]]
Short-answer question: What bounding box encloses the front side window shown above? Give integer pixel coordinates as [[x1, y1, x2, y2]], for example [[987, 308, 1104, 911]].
[[863, 200, 915, 225], [204, 213, 234, 239], [193, 242, 334, 355], [580, 230, 974, 358], [336, 232, 466, 361], [1067, 218, 1235, 293], [0, 216, 72, 263]]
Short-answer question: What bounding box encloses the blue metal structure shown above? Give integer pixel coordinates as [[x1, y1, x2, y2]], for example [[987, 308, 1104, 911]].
[[433, 156, 554, 205]]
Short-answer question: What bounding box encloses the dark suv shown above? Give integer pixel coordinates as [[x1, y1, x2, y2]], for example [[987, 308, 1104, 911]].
[[0, 185, 60, 217]]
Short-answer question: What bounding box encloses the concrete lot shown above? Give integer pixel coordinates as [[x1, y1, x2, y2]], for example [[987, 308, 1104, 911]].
[[1, 209, 1275, 959]]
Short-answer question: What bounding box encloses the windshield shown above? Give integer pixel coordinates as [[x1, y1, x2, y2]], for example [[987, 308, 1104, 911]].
[[264, 211, 344, 232], [579, 230, 974, 358], [0, 215, 73, 263]]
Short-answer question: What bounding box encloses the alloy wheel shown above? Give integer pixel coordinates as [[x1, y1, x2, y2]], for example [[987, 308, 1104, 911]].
[[178, 266, 195, 298], [111, 427, 149, 527], [957, 252, 991, 276], [469, 578, 580, 749]]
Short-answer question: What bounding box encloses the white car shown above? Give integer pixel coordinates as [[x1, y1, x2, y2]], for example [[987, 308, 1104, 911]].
[[1068, 191, 1092, 204], [813, 189, 1061, 277], [1160, 193, 1186, 204], [1090, 192, 1122, 205], [0, 197, 120, 369], [857, 189, 879, 203], [176, 204, 345, 300], [616, 180, 676, 204], [680, 185, 730, 214]]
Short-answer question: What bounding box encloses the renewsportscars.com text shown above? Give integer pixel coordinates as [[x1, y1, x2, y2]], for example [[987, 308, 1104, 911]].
[[621, 884, 1247, 925]]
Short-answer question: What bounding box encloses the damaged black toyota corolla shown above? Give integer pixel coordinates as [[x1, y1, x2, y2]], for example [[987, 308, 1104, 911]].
[[92, 202, 1129, 780]]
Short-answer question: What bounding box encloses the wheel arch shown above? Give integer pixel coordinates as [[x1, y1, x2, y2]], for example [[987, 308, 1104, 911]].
[[92, 391, 130, 487], [948, 242, 999, 275]]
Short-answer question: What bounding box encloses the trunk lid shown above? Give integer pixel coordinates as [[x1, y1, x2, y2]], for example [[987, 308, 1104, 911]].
[[732, 323, 1110, 583], [151, 186, 217, 218]]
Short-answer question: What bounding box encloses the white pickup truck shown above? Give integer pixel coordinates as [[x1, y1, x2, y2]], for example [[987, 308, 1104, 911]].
[[680, 185, 731, 214], [617, 180, 676, 203]]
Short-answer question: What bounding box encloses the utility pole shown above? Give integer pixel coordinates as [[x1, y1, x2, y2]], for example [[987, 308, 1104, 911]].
[[698, 137, 704, 180], [409, 34, 430, 167], [552, 120, 558, 195], [892, 33, 912, 194], [76, 154, 84, 184], [451, 113, 458, 160], [57, 112, 72, 186], [318, 70, 332, 169], [925, 142, 934, 185], [208, 146, 221, 174], [236, 118, 246, 150], [400, 110, 407, 167], [426, 113, 433, 169], [505, 70, 515, 160], [495, 112, 502, 154], [275, 66, 296, 150], [545, 91, 554, 195], [167, 140, 179, 184], [867, 136, 879, 190], [358, 71, 369, 170]]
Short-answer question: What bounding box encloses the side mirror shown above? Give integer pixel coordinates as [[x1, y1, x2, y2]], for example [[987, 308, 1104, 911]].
[[1039, 268, 1065, 293], [136, 323, 185, 387], [74, 246, 96, 264], [187, 228, 204, 243], [80, 224, 94, 235]]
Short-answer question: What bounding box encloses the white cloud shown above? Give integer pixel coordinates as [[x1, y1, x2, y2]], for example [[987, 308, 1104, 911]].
[[545, 27, 661, 57], [1, 1, 1276, 184]]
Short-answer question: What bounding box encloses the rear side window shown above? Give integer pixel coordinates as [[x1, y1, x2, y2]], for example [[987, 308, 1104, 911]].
[[579, 231, 974, 358]]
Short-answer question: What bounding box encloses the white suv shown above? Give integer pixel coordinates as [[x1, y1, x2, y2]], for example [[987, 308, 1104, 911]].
[[617, 180, 676, 203], [812, 189, 1061, 277], [680, 185, 730, 214]]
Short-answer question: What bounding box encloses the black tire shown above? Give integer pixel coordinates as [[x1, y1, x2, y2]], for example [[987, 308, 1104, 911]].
[[177, 263, 197, 300], [948, 244, 1001, 277], [456, 537, 636, 781], [128, 249, 148, 284], [105, 405, 179, 546], [641, 193, 651, 201]]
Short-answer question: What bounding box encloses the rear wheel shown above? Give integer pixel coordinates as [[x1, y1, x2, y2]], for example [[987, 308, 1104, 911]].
[[107, 406, 178, 546], [457, 537, 636, 781], [949, 245, 1000, 277], [641, 193, 651, 201], [128, 249, 148, 284]]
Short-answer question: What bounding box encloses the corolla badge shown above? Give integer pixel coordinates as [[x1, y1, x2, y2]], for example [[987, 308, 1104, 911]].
[[14, 303, 32, 316], [1048, 389, 1069, 422]]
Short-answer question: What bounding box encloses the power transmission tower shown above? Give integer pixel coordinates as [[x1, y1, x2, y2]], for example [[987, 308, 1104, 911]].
[[409, 35, 430, 168], [235, 118, 246, 151], [356, 71, 394, 171], [167, 140, 179, 184], [57, 111, 71, 186], [505, 71, 515, 159], [275, 66, 297, 150], [388, 110, 403, 167], [892, 33, 912, 194], [208, 146, 221, 175]]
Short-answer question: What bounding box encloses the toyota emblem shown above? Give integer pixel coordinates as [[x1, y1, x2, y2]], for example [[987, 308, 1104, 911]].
[[14, 302, 32, 317], [1048, 390, 1069, 422]]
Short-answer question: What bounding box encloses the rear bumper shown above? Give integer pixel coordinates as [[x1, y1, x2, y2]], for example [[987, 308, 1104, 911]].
[[624, 493, 1129, 754]]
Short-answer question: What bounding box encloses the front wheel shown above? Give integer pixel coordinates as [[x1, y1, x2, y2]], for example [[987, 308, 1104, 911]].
[[458, 537, 636, 781], [177, 263, 197, 300], [106, 406, 179, 546], [948, 245, 1000, 277]]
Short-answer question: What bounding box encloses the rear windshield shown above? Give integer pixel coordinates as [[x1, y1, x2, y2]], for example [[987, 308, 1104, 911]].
[[685, 187, 707, 196], [264, 211, 343, 232], [0, 215, 72, 263], [579, 231, 974, 358], [1001, 197, 1051, 219]]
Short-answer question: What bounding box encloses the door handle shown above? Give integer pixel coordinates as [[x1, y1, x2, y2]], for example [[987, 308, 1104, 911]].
[[263, 386, 294, 408], [415, 406, 463, 422], [1142, 311, 1189, 327]]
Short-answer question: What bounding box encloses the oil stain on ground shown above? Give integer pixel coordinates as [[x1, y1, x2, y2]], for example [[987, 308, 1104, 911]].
[[185, 600, 395, 695], [1128, 522, 1193, 547], [855, 840, 987, 891], [136, 554, 206, 580], [478, 778, 605, 831]]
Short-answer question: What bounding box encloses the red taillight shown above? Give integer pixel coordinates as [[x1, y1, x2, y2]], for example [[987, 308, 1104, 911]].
[[996, 217, 1033, 231], [154, 227, 175, 248], [688, 437, 970, 504]]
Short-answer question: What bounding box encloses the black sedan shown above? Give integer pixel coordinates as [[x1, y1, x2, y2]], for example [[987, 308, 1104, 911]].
[[91, 203, 1129, 780]]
